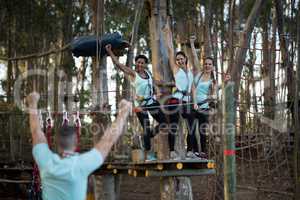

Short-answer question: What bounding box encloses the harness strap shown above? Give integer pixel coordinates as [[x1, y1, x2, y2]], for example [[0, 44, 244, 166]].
[[74, 111, 81, 152], [46, 112, 52, 148], [62, 111, 69, 125]]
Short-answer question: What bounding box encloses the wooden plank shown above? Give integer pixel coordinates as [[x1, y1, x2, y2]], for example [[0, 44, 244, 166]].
[[134, 159, 214, 164], [145, 169, 216, 177], [0, 178, 31, 184]]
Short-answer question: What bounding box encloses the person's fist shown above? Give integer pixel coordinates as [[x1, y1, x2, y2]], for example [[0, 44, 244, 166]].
[[190, 35, 196, 43], [224, 73, 231, 83], [26, 92, 40, 107], [193, 103, 199, 110], [105, 44, 112, 52]]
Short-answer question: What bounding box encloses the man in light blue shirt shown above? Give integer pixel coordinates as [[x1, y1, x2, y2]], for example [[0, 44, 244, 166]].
[[27, 92, 131, 200]]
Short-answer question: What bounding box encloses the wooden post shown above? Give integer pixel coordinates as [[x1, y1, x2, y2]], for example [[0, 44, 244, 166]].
[[223, 82, 236, 200], [294, 6, 300, 199], [155, 130, 170, 160], [9, 115, 15, 162], [147, 1, 193, 199]]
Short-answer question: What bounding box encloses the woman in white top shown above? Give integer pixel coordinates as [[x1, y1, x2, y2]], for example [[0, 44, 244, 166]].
[[105, 44, 167, 161], [163, 26, 195, 160]]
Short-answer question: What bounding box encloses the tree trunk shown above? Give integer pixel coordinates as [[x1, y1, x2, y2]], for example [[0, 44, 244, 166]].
[[147, 0, 173, 90], [6, 10, 13, 103], [228, 0, 236, 70], [122, 0, 145, 100], [204, 0, 212, 57], [80, 58, 87, 110], [90, 0, 109, 139], [60, 0, 75, 113], [248, 36, 259, 132], [91, 1, 113, 200], [269, 7, 276, 120], [294, 2, 300, 199], [275, 0, 294, 107], [147, 1, 193, 199], [227, 0, 264, 97], [115, 0, 145, 158], [261, 9, 275, 121]]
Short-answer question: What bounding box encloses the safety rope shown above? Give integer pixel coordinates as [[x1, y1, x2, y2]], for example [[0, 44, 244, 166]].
[[46, 112, 53, 148], [62, 111, 70, 126], [74, 111, 81, 152]]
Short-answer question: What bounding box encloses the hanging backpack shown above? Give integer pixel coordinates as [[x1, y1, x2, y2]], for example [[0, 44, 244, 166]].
[[71, 32, 129, 58]]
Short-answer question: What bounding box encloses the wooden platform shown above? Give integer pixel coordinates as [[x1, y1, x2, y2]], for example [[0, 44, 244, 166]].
[[0, 159, 216, 182], [96, 159, 216, 177]]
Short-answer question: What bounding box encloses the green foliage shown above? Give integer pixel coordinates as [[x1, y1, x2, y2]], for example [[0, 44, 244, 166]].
[[0, 0, 299, 111]]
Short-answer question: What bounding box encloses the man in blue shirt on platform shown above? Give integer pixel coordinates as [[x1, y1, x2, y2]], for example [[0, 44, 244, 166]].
[[27, 92, 131, 200]]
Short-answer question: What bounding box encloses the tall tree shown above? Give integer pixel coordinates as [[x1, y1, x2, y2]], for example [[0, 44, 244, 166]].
[[294, 2, 300, 199], [91, 1, 113, 200], [60, 0, 75, 112], [227, 0, 265, 96], [122, 0, 145, 100], [275, 0, 295, 111]]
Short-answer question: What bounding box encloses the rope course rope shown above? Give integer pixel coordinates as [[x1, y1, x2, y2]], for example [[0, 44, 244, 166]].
[[0, 43, 71, 61]]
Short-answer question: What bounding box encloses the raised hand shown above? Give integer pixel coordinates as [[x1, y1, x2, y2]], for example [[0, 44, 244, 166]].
[[190, 35, 196, 44], [26, 92, 40, 108], [224, 73, 231, 83], [117, 99, 132, 119], [193, 103, 199, 110], [162, 19, 172, 44], [105, 44, 112, 53]]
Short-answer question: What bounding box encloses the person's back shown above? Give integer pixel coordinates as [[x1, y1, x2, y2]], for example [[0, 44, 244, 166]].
[[27, 92, 131, 200], [33, 143, 103, 200]]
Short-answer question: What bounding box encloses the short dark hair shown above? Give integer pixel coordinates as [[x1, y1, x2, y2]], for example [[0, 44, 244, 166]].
[[175, 51, 188, 65], [57, 125, 77, 150], [135, 55, 148, 64]]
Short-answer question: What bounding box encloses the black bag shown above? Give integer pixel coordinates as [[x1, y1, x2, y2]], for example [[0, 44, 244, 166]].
[[71, 32, 129, 58]]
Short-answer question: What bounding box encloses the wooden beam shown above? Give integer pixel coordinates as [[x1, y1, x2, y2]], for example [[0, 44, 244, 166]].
[[223, 83, 237, 200], [0, 179, 30, 184], [145, 169, 216, 177], [294, 2, 300, 199]]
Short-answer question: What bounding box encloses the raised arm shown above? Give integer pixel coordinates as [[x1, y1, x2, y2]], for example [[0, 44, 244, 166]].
[[191, 84, 199, 110], [105, 44, 135, 78], [210, 82, 218, 100], [162, 22, 179, 75], [27, 92, 47, 146], [190, 35, 201, 72], [153, 79, 175, 87], [94, 99, 132, 159]]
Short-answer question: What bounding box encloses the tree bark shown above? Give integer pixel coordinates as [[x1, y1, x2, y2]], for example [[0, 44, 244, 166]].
[[275, 0, 294, 106], [147, 0, 173, 92], [204, 0, 212, 57], [261, 9, 275, 120], [147, 1, 193, 199], [228, 0, 236, 71]]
